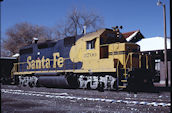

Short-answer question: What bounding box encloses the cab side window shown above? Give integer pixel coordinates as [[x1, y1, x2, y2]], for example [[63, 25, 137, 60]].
[[86, 39, 96, 50], [20, 47, 33, 55]]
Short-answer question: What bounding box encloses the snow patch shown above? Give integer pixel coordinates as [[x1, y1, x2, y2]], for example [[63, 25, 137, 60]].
[[136, 37, 170, 51]]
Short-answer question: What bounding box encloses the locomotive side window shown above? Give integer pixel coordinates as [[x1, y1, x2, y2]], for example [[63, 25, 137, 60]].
[[19, 48, 33, 54], [64, 36, 75, 47], [86, 39, 96, 50], [38, 43, 48, 49], [38, 41, 56, 49], [48, 42, 56, 48]]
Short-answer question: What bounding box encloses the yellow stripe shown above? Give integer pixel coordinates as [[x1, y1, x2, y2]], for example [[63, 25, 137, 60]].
[[118, 86, 126, 88], [13, 68, 116, 75]]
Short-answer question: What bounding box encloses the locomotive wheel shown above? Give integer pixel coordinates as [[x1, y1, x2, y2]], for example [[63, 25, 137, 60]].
[[113, 80, 118, 90], [22, 81, 27, 87], [28, 81, 34, 88], [28, 79, 38, 88], [86, 82, 91, 89], [97, 82, 104, 92], [18, 79, 27, 87], [18, 81, 23, 87]]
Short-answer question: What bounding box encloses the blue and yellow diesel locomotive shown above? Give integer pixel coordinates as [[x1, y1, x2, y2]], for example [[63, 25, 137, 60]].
[[11, 28, 155, 91]]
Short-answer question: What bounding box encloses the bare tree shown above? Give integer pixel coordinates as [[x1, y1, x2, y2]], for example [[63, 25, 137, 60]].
[[3, 22, 52, 56], [54, 8, 104, 38], [2, 9, 104, 56]]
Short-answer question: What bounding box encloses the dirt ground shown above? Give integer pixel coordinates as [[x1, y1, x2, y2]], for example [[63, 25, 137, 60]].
[[1, 85, 171, 113]]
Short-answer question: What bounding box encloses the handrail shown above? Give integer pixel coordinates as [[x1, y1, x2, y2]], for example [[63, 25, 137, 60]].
[[124, 53, 131, 68], [73, 58, 75, 71], [139, 54, 142, 68], [146, 54, 149, 69], [116, 60, 120, 78], [116, 60, 120, 89], [123, 53, 133, 78], [124, 52, 145, 72], [11, 63, 18, 78]]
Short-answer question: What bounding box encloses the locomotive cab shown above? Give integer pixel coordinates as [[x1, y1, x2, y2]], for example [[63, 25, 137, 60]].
[[70, 28, 154, 90], [70, 28, 150, 72]]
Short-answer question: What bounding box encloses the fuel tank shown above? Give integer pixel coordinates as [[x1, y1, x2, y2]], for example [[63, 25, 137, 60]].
[[36, 73, 79, 88]]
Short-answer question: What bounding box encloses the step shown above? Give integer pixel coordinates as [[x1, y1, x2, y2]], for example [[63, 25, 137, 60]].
[[121, 80, 127, 82], [123, 74, 128, 78], [118, 85, 126, 88]]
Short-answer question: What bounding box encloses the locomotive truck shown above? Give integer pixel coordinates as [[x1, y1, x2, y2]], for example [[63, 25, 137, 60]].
[[11, 28, 155, 91]]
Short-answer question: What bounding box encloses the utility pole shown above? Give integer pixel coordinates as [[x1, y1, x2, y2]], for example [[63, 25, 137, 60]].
[[0, 0, 3, 57], [157, 0, 169, 87]]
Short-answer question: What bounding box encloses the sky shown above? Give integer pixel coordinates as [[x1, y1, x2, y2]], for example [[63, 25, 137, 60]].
[[1, 0, 170, 39]]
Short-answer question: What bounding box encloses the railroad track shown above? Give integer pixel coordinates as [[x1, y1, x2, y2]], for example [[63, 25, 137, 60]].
[[1, 88, 171, 107]]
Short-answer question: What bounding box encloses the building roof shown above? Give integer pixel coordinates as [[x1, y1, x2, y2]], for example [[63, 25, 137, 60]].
[[122, 30, 138, 39], [136, 37, 171, 51], [122, 30, 144, 43], [0, 57, 17, 60], [12, 53, 20, 57]]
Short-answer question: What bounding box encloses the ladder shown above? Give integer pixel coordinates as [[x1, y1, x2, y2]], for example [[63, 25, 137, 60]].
[[117, 53, 132, 89]]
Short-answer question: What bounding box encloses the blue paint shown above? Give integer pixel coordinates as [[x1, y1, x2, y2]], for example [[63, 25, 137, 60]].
[[19, 36, 83, 72]]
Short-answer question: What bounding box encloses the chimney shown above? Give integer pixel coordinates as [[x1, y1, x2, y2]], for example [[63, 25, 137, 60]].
[[32, 37, 38, 44], [83, 25, 86, 35]]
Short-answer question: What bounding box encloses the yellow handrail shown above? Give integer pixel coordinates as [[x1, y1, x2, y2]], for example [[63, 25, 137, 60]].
[[139, 54, 142, 68], [123, 53, 133, 78], [146, 54, 149, 69], [116, 60, 119, 77], [11, 63, 18, 79], [124, 53, 131, 68], [116, 60, 120, 88], [73, 58, 75, 71]]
